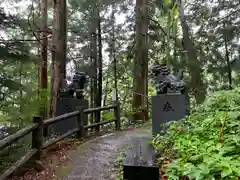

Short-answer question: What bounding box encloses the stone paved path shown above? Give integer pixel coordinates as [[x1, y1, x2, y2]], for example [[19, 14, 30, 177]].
[[62, 126, 151, 180]]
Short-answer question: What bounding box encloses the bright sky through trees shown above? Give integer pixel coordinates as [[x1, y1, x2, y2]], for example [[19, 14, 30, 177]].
[[0, 0, 127, 81]]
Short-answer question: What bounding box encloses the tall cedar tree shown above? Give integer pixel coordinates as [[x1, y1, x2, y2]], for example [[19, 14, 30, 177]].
[[132, 0, 149, 121]]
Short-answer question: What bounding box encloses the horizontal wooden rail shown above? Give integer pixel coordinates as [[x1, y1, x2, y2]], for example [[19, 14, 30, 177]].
[[44, 111, 79, 126], [0, 124, 37, 151], [42, 128, 79, 149], [84, 119, 116, 129], [0, 102, 121, 180], [42, 104, 116, 125], [0, 149, 37, 180], [83, 104, 116, 114]]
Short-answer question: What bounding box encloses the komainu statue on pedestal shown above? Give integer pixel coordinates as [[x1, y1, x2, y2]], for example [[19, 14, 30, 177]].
[[59, 71, 88, 99], [150, 64, 186, 95]]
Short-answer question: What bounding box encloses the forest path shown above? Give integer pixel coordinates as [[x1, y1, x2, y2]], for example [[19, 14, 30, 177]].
[[61, 125, 151, 180]]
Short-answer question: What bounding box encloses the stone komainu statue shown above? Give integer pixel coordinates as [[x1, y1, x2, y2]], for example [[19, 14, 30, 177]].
[[60, 71, 88, 98], [150, 64, 186, 95]]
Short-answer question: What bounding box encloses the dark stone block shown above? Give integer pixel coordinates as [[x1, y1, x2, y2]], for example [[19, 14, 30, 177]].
[[53, 98, 88, 135], [123, 137, 159, 180]]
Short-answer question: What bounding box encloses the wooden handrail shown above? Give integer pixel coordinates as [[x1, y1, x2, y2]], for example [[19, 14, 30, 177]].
[[0, 102, 121, 180], [0, 123, 37, 151], [42, 104, 117, 125], [83, 104, 116, 114], [0, 149, 37, 180], [43, 110, 79, 125]]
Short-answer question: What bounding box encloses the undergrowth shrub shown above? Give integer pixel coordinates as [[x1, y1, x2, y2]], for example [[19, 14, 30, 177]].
[[152, 88, 240, 180]]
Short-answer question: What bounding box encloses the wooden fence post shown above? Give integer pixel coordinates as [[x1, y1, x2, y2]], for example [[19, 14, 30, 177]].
[[32, 116, 43, 160], [76, 108, 84, 139], [113, 101, 121, 130]]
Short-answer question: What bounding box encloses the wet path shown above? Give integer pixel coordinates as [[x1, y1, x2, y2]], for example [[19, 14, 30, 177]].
[[63, 126, 151, 180]]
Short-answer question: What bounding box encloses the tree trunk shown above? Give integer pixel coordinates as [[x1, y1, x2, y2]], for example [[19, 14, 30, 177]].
[[96, 6, 102, 130], [103, 78, 109, 106], [89, 3, 98, 125], [49, 0, 67, 118], [177, 0, 206, 104], [223, 22, 232, 90], [90, 79, 94, 125], [132, 0, 149, 121], [112, 6, 118, 102], [39, 0, 48, 118], [59, 0, 67, 80], [19, 62, 23, 126]]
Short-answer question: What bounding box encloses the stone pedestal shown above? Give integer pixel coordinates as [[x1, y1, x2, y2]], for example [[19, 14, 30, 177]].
[[54, 98, 88, 135], [151, 93, 189, 135], [123, 137, 159, 180]]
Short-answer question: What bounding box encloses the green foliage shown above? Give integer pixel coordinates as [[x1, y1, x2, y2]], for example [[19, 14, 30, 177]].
[[116, 151, 125, 180], [153, 88, 240, 179], [102, 112, 115, 120], [0, 82, 48, 126], [0, 3, 41, 127]]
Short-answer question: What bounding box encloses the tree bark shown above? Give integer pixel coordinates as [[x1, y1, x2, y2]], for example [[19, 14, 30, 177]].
[[96, 6, 103, 130], [49, 0, 67, 118], [39, 0, 48, 118], [103, 78, 109, 106], [223, 22, 232, 90], [112, 7, 118, 102], [59, 0, 67, 81], [177, 0, 206, 104], [89, 3, 98, 125], [132, 0, 149, 121]]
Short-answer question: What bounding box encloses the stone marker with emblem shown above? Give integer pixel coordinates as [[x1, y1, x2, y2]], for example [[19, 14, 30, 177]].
[[151, 64, 190, 135]]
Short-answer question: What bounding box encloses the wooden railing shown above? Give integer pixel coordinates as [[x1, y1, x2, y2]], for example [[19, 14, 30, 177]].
[[0, 101, 120, 180]]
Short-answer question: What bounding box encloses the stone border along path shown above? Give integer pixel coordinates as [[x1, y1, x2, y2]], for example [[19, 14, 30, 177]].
[[62, 126, 151, 180]]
